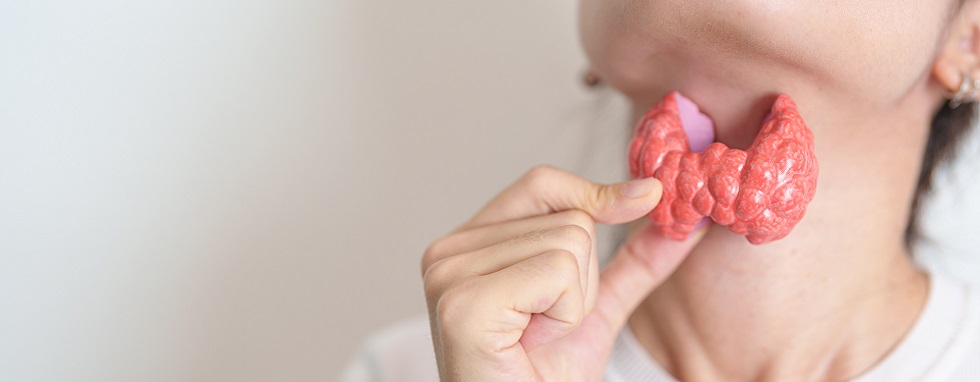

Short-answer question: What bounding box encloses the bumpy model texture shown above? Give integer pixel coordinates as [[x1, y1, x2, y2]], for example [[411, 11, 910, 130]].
[[628, 92, 818, 244]]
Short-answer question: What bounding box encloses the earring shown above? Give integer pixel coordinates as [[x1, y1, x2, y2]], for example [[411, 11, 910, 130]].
[[583, 69, 602, 88], [950, 72, 975, 109]]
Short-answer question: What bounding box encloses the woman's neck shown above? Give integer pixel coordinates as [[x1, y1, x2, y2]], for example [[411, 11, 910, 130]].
[[629, 230, 928, 381], [625, 90, 935, 381]]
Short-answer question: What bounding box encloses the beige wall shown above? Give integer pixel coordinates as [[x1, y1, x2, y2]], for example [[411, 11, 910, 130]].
[[1, 1, 978, 381], [0, 1, 630, 380]]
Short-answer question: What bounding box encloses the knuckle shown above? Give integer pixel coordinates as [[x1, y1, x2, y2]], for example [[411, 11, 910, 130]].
[[553, 224, 593, 256], [422, 258, 458, 302], [422, 278, 442, 306], [569, 183, 608, 215], [421, 237, 453, 274], [588, 184, 615, 210], [561, 209, 595, 230], [539, 250, 581, 282], [521, 165, 560, 189], [524, 164, 559, 180], [434, 286, 472, 327], [423, 254, 456, 279], [434, 294, 455, 323]]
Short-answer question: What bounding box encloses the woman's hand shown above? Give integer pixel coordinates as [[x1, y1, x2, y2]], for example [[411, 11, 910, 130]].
[[421, 165, 706, 381]]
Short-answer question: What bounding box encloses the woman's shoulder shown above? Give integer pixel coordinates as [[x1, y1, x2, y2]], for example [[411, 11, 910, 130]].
[[338, 316, 438, 382], [929, 271, 980, 381], [859, 268, 980, 381]]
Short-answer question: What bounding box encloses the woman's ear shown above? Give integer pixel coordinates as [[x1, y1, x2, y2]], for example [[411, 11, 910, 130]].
[[934, 1, 980, 95]]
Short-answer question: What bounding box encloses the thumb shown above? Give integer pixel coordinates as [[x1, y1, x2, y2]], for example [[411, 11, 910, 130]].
[[460, 166, 663, 231], [587, 177, 664, 225], [592, 221, 708, 337]]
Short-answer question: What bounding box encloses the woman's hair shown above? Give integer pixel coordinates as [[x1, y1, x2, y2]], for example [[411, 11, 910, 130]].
[[906, 102, 977, 249]]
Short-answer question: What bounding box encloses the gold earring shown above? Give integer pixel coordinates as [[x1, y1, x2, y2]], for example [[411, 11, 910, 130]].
[[583, 69, 602, 88]]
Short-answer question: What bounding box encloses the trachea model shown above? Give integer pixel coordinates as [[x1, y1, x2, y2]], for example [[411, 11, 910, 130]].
[[628, 92, 818, 244]]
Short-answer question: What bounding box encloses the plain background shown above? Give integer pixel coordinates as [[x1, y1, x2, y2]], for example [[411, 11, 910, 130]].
[[1, 1, 978, 381]]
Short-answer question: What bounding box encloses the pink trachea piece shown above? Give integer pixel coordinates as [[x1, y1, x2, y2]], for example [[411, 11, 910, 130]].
[[628, 91, 818, 244]]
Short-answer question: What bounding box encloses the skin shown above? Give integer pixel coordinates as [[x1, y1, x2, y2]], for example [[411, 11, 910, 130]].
[[423, 0, 980, 380]]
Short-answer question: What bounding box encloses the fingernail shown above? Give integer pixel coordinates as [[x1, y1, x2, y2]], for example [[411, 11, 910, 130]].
[[621, 178, 656, 199]]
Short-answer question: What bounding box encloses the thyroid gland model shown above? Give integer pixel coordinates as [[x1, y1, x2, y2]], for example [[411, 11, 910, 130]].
[[628, 91, 818, 244]]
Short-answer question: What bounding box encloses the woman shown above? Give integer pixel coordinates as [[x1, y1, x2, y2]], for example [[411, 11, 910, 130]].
[[343, 0, 980, 380]]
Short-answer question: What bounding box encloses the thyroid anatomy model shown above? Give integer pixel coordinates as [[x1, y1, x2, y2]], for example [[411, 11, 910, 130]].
[[628, 91, 818, 244]]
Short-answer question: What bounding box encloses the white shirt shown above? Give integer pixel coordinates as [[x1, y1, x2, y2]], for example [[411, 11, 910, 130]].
[[340, 270, 980, 381]]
